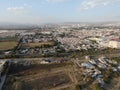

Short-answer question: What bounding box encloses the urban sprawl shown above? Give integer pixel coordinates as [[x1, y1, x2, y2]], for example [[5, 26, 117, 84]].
[[0, 23, 120, 90]]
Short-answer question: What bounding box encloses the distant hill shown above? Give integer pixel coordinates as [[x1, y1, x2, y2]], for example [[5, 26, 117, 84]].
[[0, 22, 120, 30], [0, 22, 39, 30]]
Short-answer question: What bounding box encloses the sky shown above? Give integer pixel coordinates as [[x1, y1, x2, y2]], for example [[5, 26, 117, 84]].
[[0, 0, 120, 24]]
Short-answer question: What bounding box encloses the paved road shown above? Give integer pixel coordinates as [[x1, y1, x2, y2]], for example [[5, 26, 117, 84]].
[[0, 61, 11, 90], [0, 75, 6, 90]]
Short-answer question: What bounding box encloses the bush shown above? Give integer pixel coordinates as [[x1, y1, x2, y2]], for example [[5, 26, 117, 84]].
[[92, 83, 103, 90], [75, 84, 82, 90]]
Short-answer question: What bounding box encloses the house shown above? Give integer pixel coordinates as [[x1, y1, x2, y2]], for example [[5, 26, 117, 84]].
[[41, 60, 49, 64], [112, 67, 117, 72], [97, 63, 106, 69], [97, 78, 105, 87], [81, 63, 95, 69], [108, 40, 120, 48], [89, 60, 97, 65], [4, 51, 11, 55], [92, 69, 101, 77]]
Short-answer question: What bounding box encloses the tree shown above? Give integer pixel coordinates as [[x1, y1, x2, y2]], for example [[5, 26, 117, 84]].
[[92, 83, 103, 90]]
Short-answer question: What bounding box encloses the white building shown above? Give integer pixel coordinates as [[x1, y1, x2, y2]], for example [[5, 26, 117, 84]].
[[108, 41, 120, 48]]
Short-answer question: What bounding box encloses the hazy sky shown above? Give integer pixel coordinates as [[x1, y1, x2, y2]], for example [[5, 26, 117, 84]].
[[0, 0, 120, 24]]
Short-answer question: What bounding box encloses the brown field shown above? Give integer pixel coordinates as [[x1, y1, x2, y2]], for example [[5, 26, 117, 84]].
[[3, 63, 73, 90], [3, 71, 71, 90], [0, 41, 18, 50], [27, 41, 55, 47], [8, 63, 70, 75], [23, 72, 71, 90]]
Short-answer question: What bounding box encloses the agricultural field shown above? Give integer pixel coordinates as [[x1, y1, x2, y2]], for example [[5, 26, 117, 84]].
[[0, 41, 18, 50], [26, 41, 55, 48]]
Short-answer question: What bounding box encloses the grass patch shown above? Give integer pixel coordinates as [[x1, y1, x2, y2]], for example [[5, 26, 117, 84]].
[[27, 41, 55, 48], [0, 41, 18, 50]]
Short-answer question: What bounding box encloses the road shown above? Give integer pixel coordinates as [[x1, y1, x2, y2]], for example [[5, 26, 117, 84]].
[[0, 61, 11, 90], [0, 75, 6, 90]]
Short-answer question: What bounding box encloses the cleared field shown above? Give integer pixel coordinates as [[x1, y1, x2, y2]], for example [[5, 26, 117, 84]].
[[27, 41, 55, 47], [24, 72, 71, 90], [3, 72, 71, 90], [3, 63, 72, 90], [0, 41, 18, 50]]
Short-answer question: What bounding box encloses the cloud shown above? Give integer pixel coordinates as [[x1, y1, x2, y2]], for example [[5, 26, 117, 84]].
[[23, 3, 32, 8], [80, 0, 120, 10], [7, 4, 32, 14], [7, 7, 25, 13], [46, 0, 68, 3]]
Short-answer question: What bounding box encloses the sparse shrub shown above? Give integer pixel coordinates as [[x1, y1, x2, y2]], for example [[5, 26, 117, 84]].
[[92, 83, 103, 90]]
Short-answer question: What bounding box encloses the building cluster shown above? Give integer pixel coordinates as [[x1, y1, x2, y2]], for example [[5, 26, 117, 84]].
[[19, 31, 53, 44], [88, 35, 120, 49], [55, 29, 120, 51], [1, 23, 120, 57], [79, 56, 120, 87], [14, 31, 62, 56], [15, 46, 58, 56], [14, 28, 120, 55], [57, 37, 99, 51]]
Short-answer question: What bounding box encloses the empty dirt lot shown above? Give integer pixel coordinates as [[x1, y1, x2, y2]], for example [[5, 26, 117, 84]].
[[3, 62, 73, 90]]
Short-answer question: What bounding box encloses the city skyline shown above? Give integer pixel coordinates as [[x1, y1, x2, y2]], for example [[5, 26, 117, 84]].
[[0, 0, 120, 24]]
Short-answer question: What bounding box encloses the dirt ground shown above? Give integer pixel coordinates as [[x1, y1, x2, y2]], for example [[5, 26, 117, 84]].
[[105, 77, 120, 90], [2, 62, 74, 90]]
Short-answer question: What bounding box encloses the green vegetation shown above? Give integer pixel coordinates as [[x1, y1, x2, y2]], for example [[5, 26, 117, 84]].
[[0, 36, 17, 42], [0, 41, 18, 50], [103, 69, 113, 84], [75, 84, 82, 90], [75, 85, 80, 90], [111, 57, 120, 63], [92, 83, 103, 90]]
